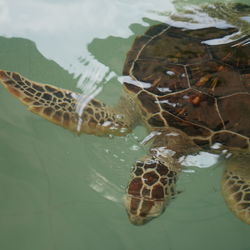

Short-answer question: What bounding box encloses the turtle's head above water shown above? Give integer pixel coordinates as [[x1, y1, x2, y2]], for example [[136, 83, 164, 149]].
[[124, 196, 166, 225]]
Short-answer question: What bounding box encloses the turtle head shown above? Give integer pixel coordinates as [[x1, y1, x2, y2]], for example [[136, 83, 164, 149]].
[[124, 155, 178, 225], [124, 196, 167, 225]]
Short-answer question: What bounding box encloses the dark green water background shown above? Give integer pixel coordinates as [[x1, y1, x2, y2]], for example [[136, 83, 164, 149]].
[[0, 0, 249, 249]]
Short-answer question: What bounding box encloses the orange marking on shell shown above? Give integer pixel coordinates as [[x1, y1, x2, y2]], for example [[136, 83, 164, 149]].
[[178, 108, 186, 115], [222, 52, 232, 61], [189, 95, 201, 105], [218, 65, 225, 71], [144, 73, 154, 80], [152, 77, 161, 87], [196, 74, 211, 87]]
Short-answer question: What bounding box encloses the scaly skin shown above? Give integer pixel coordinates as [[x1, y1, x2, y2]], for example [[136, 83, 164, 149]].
[[124, 129, 195, 225], [125, 154, 179, 225], [0, 70, 132, 136], [222, 154, 250, 225]]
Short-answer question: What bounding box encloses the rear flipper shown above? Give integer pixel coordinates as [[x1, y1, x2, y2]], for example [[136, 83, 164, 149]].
[[222, 154, 250, 225], [0, 70, 131, 136]]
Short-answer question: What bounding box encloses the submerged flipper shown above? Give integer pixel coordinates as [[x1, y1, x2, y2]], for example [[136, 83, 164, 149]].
[[0, 70, 132, 136], [222, 154, 250, 225]]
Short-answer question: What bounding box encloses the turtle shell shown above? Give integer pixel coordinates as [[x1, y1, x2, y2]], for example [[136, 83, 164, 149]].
[[123, 24, 250, 150]]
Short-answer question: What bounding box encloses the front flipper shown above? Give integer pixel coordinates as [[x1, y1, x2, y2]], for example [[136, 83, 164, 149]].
[[0, 70, 80, 132], [222, 154, 250, 225], [0, 70, 131, 136]]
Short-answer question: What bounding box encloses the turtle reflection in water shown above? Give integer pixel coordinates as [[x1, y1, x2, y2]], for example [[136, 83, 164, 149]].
[[0, 24, 250, 225]]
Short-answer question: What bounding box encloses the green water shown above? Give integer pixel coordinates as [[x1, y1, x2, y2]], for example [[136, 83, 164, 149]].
[[0, 0, 249, 249]]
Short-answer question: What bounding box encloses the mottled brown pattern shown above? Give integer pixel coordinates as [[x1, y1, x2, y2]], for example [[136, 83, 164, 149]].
[[145, 24, 169, 37], [212, 132, 249, 149], [245, 193, 250, 201], [148, 114, 165, 127], [159, 90, 224, 131], [53, 111, 62, 122], [142, 187, 150, 197], [127, 177, 143, 196], [137, 91, 160, 114], [156, 163, 169, 175], [33, 83, 45, 92], [123, 25, 250, 152], [133, 166, 143, 176], [230, 184, 241, 192], [160, 177, 168, 185], [44, 107, 54, 116], [139, 200, 155, 217], [138, 28, 210, 64], [123, 82, 141, 94], [234, 192, 243, 202], [162, 111, 211, 137], [211, 36, 250, 68], [189, 61, 244, 96], [45, 85, 56, 92], [217, 94, 250, 137], [242, 71, 250, 91], [143, 171, 159, 186], [239, 203, 250, 209], [12, 72, 22, 82], [143, 160, 157, 170], [126, 153, 179, 224], [151, 184, 165, 199], [183, 27, 238, 41], [193, 139, 210, 149], [0, 71, 132, 136], [63, 113, 70, 127], [122, 34, 154, 75], [132, 59, 188, 96], [129, 197, 141, 215], [123, 50, 139, 76]]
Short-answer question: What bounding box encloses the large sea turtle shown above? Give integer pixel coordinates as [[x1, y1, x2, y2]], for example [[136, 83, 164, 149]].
[[0, 24, 249, 225]]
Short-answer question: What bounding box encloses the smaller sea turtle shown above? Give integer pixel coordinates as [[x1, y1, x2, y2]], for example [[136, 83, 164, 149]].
[[0, 23, 249, 225]]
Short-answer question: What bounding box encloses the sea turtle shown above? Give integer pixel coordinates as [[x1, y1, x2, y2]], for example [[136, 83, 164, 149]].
[[0, 23, 249, 225]]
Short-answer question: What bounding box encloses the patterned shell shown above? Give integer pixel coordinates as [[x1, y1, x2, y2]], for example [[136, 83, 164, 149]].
[[123, 24, 250, 150]]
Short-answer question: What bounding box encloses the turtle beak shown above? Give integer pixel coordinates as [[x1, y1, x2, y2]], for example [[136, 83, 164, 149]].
[[124, 195, 166, 225], [127, 213, 152, 225]]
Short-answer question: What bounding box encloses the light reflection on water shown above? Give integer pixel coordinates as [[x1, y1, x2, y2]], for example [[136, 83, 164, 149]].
[[89, 168, 124, 204], [0, 0, 173, 77], [182, 151, 219, 168]]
